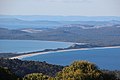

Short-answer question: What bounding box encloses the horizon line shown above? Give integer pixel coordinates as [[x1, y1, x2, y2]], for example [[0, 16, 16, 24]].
[[0, 15, 120, 17]]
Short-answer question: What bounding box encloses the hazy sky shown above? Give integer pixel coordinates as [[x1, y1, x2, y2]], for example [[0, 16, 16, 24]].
[[0, 0, 120, 16]]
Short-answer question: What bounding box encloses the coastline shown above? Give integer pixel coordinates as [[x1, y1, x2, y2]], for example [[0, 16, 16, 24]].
[[9, 46, 120, 59]]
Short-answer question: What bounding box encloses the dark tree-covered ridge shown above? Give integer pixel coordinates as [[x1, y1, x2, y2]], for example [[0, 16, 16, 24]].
[[0, 58, 120, 80], [0, 58, 63, 77]]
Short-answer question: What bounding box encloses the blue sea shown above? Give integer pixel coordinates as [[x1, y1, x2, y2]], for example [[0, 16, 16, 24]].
[[0, 40, 120, 70], [0, 40, 71, 53], [22, 48, 120, 70]]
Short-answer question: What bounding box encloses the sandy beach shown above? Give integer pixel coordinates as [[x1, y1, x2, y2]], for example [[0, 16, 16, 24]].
[[9, 46, 120, 59]]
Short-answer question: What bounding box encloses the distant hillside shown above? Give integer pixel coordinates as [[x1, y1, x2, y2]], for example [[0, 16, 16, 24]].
[[0, 15, 120, 21], [0, 23, 120, 46], [0, 18, 63, 29], [0, 15, 120, 29], [0, 15, 120, 46]]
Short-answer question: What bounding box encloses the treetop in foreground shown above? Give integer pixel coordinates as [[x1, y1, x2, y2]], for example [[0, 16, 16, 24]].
[[56, 61, 103, 80]]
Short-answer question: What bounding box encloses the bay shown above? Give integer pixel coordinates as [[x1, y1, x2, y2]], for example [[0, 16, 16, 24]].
[[22, 48, 120, 70]]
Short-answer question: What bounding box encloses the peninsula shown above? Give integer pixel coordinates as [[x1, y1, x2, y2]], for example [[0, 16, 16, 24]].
[[9, 44, 120, 59]]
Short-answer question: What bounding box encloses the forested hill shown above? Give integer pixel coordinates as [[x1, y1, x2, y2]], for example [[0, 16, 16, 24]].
[[0, 58, 63, 77], [0, 58, 120, 80]]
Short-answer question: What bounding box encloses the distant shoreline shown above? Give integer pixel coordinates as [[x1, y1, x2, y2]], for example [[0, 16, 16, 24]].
[[9, 46, 120, 59]]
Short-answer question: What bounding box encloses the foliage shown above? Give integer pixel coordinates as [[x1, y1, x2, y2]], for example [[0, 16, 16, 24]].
[[23, 73, 50, 80], [56, 61, 103, 80], [22, 61, 119, 80]]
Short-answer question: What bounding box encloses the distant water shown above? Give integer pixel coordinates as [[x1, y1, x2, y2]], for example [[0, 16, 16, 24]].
[[22, 48, 120, 70], [0, 40, 71, 53]]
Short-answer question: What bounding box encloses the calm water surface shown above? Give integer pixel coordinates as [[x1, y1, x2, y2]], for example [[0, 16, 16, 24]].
[[22, 48, 120, 70], [0, 40, 71, 53]]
